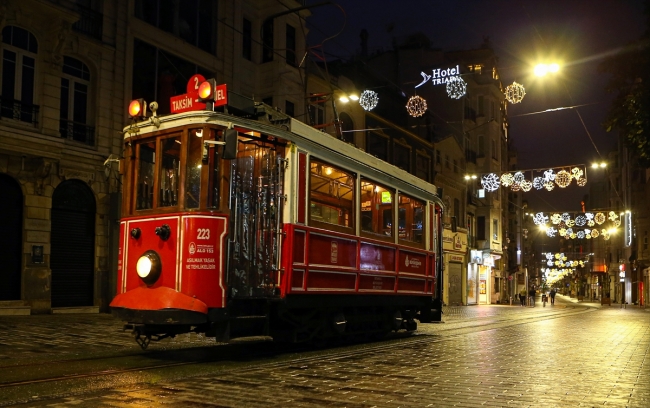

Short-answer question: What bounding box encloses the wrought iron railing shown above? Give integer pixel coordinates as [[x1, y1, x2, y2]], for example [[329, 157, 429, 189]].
[[59, 119, 95, 146], [0, 96, 39, 126], [45, 0, 103, 40]]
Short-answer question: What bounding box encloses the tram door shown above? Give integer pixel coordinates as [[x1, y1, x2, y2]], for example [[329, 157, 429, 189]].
[[448, 262, 462, 306], [227, 143, 285, 298], [0, 174, 23, 300], [50, 180, 96, 307]]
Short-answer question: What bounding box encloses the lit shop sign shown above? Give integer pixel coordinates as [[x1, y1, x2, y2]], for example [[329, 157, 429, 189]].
[[624, 211, 632, 248], [415, 65, 461, 88]]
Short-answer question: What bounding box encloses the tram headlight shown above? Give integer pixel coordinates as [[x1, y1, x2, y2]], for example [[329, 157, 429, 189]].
[[135, 250, 162, 286], [128, 98, 147, 120]]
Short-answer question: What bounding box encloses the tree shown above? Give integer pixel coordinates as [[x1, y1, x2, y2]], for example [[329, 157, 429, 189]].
[[600, 2, 650, 167]]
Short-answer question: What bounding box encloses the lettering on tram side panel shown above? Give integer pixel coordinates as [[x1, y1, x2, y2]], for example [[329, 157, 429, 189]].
[[331, 241, 338, 264], [399, 252, 426, 275], [360, 243, 395, 272], [181, 216, 227, 307]]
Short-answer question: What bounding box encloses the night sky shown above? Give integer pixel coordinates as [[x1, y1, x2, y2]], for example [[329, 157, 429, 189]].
[[306, 0, 647, 213]]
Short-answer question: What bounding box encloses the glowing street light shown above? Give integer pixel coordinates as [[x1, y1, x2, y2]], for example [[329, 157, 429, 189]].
[[534, 63, 561, 77], [591, 162, 607, 169]]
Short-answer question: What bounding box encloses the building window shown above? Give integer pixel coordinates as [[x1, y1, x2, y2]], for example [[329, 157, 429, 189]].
[[367, 132, 388, 161], [477, 135, 485, 157], [286, 24, 296, 67], [242, 18, 252, 61], [393, 142, 411, 172], [60, 56, 94, 146], [309, 102, 324, 127], [1, 26, 38, 125], [134, 0, 214, 53], [454, 198, 460, 220], [445, 155, 450, 169], [492, 138, 498, 160], [132, 39, 212, 115], [415, 153, 430, 182], [477, 216, 486, 240], [436, 149, 441, 165], [262, 96, 273, 107], [453, 159, 458, 173], [285, 100, 295, 117], [262, 19, 274, 62], [493, 219, 499, 240]]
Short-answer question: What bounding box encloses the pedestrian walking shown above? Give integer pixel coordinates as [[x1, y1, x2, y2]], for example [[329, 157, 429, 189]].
[[519, 289, 526, 306], [550, 288, 556, 305], [529, 286, 536, 307]]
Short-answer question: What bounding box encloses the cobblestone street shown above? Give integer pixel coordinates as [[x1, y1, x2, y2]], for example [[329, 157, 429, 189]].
[[1, 295, 649, 407]]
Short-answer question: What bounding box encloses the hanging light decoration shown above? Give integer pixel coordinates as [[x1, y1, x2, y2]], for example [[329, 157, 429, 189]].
[[505, 81, 526, 104], [555, 170, 572, 188], [406, 95, 427, 117], [481, 173, 501, 192], [446, 75, 467, 99], [359, 90, 379, 111]]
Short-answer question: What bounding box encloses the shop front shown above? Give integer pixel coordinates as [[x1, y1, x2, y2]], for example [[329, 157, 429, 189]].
[[442, 229, 467, 306]]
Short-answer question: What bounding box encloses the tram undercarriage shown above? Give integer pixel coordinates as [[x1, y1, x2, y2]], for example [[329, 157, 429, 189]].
[[119, 295, 435, 349]]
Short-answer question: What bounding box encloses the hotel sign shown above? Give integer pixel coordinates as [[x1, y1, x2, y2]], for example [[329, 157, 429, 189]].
[[415, 65, 461, 88]]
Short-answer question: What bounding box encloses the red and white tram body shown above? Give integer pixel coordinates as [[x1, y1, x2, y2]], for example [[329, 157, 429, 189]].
[[110, 100, 444, 347]]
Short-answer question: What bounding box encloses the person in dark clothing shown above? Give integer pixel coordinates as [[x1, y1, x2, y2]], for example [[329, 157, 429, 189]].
[[550, 288, 556, 305], [519, 290, 526, 306], [528, 287, 536, 307]]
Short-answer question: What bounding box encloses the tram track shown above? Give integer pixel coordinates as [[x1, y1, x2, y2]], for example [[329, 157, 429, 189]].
[[0, 305, 591, 406]]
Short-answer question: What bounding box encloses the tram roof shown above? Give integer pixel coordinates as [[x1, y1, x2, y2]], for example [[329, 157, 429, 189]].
[[124, 110, 444, 207]]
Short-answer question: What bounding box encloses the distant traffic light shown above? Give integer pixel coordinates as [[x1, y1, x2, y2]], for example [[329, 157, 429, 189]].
[[128, 99, 147, 120]]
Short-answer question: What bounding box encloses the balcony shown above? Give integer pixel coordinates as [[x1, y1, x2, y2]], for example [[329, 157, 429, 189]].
[[0, 96, 39, 126], [60, 119, 95, 146], [46, 0, 103, 40]]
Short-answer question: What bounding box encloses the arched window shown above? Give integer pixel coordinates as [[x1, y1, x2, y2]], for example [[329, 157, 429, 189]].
[[60, 56, 94, 146], [1, 26, 38, 125]]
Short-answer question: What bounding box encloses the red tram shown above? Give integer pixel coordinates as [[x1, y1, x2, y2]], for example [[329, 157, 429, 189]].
[[110, 82, 445, 348]]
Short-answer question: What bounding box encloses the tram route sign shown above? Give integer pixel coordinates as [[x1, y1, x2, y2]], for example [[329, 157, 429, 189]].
[[170, 74, 226, 114]]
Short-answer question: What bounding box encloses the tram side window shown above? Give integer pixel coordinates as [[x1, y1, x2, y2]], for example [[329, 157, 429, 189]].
[[185, 128, 203, 209], [136, 141, 155, 210], [309, 159, 354, 231], [398, 193, 425, 245], [159, 136, 181, 207], [361, 178, 394, 238]]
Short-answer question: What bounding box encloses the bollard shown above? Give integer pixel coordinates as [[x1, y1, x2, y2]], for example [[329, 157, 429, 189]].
[[509, 296, 513, 306]]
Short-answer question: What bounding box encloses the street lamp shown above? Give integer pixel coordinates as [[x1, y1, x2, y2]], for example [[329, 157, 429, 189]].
[[591, 162, 607, 169], [534, 63, 560, 76]]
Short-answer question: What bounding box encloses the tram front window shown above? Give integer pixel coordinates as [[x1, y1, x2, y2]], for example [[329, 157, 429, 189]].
[[159, 136, 181, 207], [136, 141, 155, 210], [185, 129, 203, 209]]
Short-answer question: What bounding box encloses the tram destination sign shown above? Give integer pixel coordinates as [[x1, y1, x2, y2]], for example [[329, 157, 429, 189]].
[[170, 75, 228, 114]]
